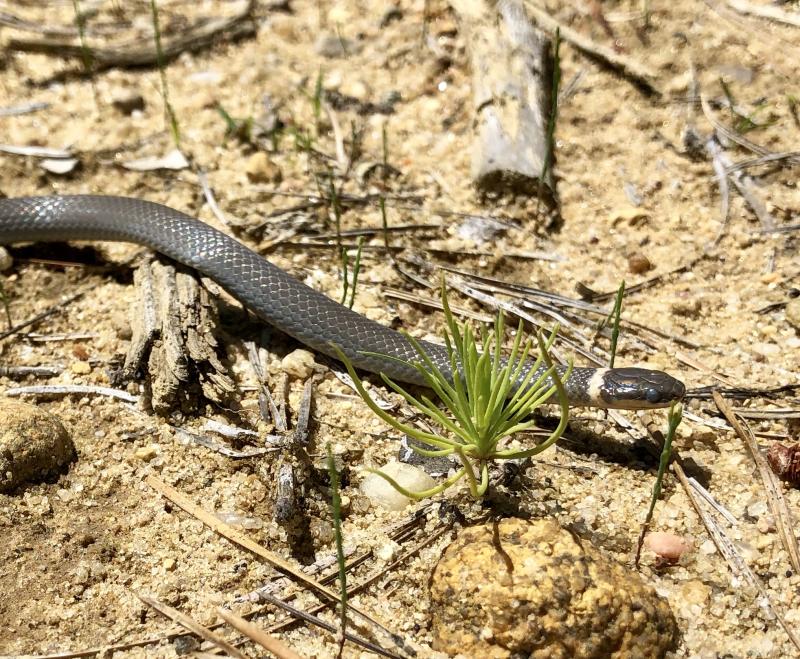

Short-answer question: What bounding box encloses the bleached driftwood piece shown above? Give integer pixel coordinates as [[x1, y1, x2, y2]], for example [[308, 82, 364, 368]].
[[452, 0, 555, 206]]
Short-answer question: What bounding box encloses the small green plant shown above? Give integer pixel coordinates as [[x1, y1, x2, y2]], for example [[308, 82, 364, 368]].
[[787, 94, 799, 128], [327, 445, 348, 656], [538, 26, 561, 214], [71, 0, 94, 74], [307, 68, 325, 137], [339, 236, 364, 310], [719, 79, 774, 134], [149, 0, 180, 146], [378, 196, 392, 257], [635, 401, 683, 566], [334, 284, 571, 499], [216, 103, 254, 144], [608, 280, 625, 368]]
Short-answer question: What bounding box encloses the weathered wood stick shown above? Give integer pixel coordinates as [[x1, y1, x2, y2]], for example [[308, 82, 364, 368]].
[[452, 0, 555, 204]]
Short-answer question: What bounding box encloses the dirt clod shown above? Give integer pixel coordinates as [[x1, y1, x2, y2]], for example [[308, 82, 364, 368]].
[[430, 518, 677, 658], [0, 399, 75, 492]]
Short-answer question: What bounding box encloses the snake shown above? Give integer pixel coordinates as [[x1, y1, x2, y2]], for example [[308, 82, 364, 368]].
[[0, 195, 685, 409]]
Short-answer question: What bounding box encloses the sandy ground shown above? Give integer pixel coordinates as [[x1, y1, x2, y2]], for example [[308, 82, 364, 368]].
[[1, 0, 799, 657]]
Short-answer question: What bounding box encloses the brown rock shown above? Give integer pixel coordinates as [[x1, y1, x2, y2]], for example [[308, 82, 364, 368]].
[[628, 252, 652, 274], [0, 399, 76, 492], [430, 518, 677, 658]]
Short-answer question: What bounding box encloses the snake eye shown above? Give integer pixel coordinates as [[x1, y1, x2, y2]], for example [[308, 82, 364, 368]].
[[645, 387, 661, 404]]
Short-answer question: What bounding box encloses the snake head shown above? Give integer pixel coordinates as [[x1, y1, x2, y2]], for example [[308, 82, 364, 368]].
[[597, 367, 686, 410]]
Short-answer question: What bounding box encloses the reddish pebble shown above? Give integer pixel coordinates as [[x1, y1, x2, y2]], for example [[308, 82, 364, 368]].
[[628, 253, 652, 274], [644, 532, 689, 563]]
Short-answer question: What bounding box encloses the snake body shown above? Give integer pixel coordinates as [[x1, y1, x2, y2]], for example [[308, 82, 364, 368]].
[[0, 195, 685, 409]]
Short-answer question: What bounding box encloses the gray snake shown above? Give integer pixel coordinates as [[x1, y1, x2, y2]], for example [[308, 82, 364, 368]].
[[0, 195, 685, 409]]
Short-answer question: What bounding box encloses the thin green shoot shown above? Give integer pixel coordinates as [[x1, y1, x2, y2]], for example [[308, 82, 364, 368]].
[[334, 24, 349, 58], [149, 0, 180, 146], [312, 68, 324, 137], [215, 103, 254, 145], [634, 402, 683, 566], [719, 79, 774, 134], [340, 236, 365, 309], [538, 27, 561, 213], [348, 121, 363, 170], [71, 0, 94, 75], [379, 197, 392, 259], [290, 126, 315, 154], [787, 94, 799, 128], [333, 282, 571, 500], [347, 236, 364, 310], [608, 280, 625, 368], [327, 174, 347, 302], [381, 123, 389, 186], [327, 445, 348, 657]]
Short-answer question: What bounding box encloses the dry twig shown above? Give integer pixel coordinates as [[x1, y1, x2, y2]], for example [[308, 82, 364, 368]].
[[525, 2, 661, 96], [7, 0, 256, 70], [144, 476, 411, 655], [216, 607, 303, 659], [137, 594, 248, 659], [673, 462, 800, 651], [726, 0, 800, 28], [713, 391, 800, 573]]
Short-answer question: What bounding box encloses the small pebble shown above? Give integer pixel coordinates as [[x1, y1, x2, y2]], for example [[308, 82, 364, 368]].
[[112, 91, 146, 115], [746, 500, 768, 517], [314, 33, 361, 58], [751, 342, 780, 360], [245, 152, 282, 184], [173, 635, 200, 655], [628, 253, 652, 274], [360, 461, 435, 511], [0, 247, 14, 272], [786, 298, 800, 331], [0, 399, 76, 492], [644, 531, 690, 563], [281, 349, 315, 379], [375, 540, 399, 562], [134, 446, 158, 462], [70, 361, 92, 375]]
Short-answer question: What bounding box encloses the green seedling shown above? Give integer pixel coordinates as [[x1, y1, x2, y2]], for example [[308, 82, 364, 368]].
[[340, 236, 364, 310], [216, 104, 254, 144], [609, 280, 625, 368], [635, 401, 683, 566], [327, 445, 348, 656], [334, 283, 571, 499], [149, 0, 180, 145]]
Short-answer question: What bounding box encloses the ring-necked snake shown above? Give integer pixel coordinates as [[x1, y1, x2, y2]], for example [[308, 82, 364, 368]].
[[0, 195, 685, 409]]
